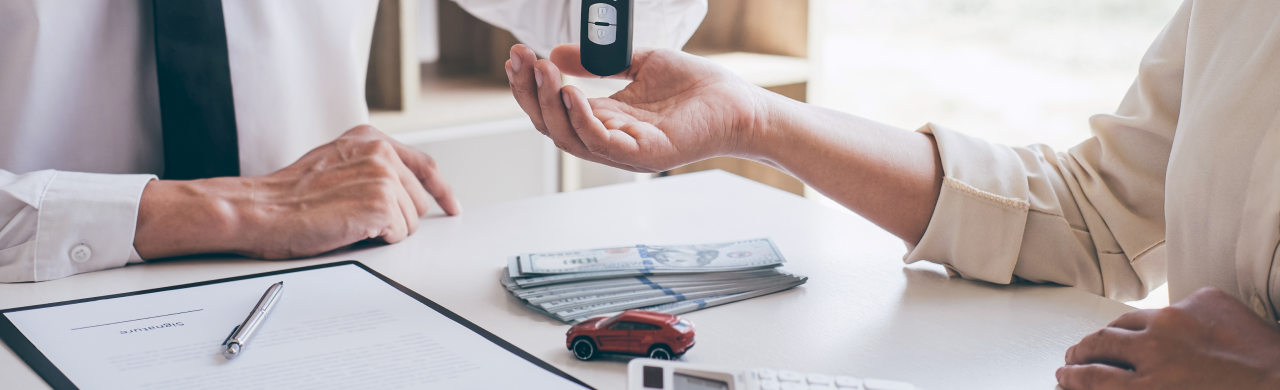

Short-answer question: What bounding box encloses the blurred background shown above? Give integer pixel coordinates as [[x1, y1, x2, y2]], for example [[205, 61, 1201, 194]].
[[367, 0, 1183, 307]]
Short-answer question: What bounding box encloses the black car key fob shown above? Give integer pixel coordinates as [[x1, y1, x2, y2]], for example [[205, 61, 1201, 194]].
[[581, 0, 633, 76]]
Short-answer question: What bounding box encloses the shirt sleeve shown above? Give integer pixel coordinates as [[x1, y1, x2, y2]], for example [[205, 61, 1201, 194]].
[[904, 0, 1190, 302], [0, 170, 154, 283], [449, 0, 708, 57]]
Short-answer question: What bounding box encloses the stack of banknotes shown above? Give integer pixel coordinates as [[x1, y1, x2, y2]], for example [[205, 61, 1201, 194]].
[[500, 238, 808, 324]]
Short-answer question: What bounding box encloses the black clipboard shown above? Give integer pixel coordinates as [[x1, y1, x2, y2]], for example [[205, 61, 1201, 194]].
[[0, 261, 594, 390]]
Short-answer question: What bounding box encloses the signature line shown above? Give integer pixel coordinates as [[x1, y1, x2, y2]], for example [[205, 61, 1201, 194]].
[[70, 309, 204, 331]]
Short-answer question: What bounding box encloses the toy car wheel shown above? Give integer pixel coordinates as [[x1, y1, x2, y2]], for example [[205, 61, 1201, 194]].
[[648, 345, 673, 360], [572, 338, 597, 361]]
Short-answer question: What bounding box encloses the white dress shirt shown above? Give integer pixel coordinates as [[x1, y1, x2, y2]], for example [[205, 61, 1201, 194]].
[[0, 0, 706, 282]]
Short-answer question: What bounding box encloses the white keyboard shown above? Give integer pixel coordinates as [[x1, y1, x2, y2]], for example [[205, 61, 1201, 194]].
[[748, 368, 915, 390], [627, 358, 919, 390]]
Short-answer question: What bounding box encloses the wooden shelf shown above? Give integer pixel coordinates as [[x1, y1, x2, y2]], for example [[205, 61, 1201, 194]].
[[371, 64, 525, 134]]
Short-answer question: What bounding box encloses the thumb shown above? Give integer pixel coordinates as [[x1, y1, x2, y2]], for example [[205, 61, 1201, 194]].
[[549, 43, 658, 81]]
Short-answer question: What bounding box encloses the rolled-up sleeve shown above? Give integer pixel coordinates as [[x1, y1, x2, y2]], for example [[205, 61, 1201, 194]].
[[0, 170, 154, 282], [904, 0, 1189, 301]]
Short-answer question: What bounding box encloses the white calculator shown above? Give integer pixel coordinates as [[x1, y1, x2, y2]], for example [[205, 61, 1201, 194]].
[[627, 358, 920, 390]]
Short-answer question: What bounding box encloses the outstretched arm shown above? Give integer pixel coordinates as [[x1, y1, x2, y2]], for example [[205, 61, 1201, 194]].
[[508, 22, 1180, 303], [507, 43, 943, 244]]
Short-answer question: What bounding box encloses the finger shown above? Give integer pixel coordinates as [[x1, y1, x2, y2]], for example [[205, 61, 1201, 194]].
[[370, 182, 411, 244], [560, 86, 651, 171], [549, 43, 658, 81], [508, 44, 549, 135], [392, 142, 461, 216], [1107, 309, 1157, 331], [535, 60, 648, 172], [1056, 364, 1135, 390], [391, 178, 419, 240], [386, 151, 432, 216], [1066, 328, 1140, 368]]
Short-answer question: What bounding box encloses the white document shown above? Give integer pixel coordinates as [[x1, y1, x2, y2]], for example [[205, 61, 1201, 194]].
[[3, 263, 588, 389]]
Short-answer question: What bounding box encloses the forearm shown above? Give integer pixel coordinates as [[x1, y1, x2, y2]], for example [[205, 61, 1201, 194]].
[[134, 178, 253, 259], [745, 93, 943, 245]]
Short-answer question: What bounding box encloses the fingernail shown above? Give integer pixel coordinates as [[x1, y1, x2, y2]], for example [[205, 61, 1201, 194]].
[[511, 50, 521, 70], [505, 65, 513, 82], [562, 90, 573, 109], [535, 68, 544, 87]]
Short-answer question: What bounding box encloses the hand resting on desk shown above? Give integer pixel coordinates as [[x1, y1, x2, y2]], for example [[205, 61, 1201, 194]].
[[133, 125, 460, 259], [1057, 287, 1280, 390]]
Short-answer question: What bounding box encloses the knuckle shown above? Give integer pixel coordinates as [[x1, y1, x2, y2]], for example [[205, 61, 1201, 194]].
[[419, 154, 438, 170], [1152, 306, 1190, 327], [344, 125, 379, 138], [362, 159, 399, 180], [368, 139, 397, 156]]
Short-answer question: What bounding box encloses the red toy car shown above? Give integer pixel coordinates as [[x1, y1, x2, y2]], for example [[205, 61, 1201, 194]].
[[566, 310, 695, 361]]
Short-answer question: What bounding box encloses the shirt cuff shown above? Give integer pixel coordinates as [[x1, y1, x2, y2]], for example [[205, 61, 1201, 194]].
[[903, 123, 1031, 284], [32, 172, 155, 281]]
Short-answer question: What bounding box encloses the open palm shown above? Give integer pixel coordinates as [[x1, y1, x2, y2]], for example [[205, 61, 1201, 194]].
[[507, 44, 768, 173]]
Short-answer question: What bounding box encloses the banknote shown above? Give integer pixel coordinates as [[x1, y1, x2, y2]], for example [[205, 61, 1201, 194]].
[[631, 282, 805, 319], [502, 266, 786, 289], [546, 275, 807, 322], [552, 280, 806, 323], [534, 279, 775, 311], [511, 268, 789, 299], [557, 281, 806, 324], [536, 274, 801, 312], [499, 238, 807, 324], [514, 238, 784, 276]]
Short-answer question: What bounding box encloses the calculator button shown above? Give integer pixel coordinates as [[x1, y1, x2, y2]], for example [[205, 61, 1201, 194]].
[[778, 371, 805, 382], [756, 369, 778, 380], [759, 380, 781, 390], [863, 379, 915, 390], [834, 376, 862, 388], [780, 383, 810, 390], [806, 374, 833, 385], [808, 384, 837, 390]]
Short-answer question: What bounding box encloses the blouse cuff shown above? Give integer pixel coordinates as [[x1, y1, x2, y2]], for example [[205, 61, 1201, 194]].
[[904, 124, 1032, 284]]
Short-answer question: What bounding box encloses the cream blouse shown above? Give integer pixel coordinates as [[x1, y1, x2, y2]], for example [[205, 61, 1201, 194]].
[[905, 0, 1280, 320]]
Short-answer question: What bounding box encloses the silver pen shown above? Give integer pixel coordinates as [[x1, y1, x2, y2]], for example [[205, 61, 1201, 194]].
[[221, 281, 284, 359]]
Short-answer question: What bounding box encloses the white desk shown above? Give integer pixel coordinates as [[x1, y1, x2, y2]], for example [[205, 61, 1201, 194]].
[[0, 171, 1133, 390]]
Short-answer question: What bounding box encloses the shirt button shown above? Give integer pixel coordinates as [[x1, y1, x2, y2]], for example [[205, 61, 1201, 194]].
[[1251, 294, 1268, 319], [70, 244, 92, 263]]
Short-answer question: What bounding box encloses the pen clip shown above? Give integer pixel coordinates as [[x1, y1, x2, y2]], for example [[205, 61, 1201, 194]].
[[222, 325, 241, 346]]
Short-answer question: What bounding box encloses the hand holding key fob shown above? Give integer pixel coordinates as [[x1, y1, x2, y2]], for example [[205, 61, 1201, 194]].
[[581, 0, 633, 76]]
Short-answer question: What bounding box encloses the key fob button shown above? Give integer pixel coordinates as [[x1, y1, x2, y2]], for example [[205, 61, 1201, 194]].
[[588, 3, 618, 24], [587, 24, 617, 45]]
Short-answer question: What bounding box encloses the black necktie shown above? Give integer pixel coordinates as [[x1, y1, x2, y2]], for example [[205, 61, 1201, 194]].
[[152, 0, 240, 180]]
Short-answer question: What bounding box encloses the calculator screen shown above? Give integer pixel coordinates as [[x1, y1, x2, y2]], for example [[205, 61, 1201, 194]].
[[672, 372, 729, 390]]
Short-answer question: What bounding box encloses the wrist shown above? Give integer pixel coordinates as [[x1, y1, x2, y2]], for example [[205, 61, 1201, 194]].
[[735, 87, 805, 165], [134, 177, 253, 259]]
